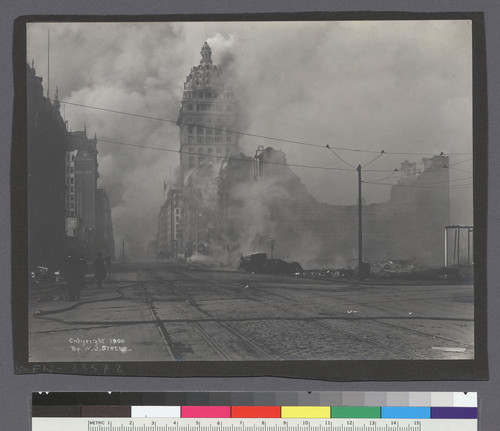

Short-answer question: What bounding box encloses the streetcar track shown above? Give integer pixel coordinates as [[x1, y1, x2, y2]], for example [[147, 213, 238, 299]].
[[194, 277, 471, 358], [143, 267, 276, 360], [209, 282, 424, 359], [31, 261, 473, 360], [135, 272, 178, 360], [156, 262, 472, 355]]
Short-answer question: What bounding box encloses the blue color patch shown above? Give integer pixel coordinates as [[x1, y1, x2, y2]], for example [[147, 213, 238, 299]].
[[381, 407, 431, 419]]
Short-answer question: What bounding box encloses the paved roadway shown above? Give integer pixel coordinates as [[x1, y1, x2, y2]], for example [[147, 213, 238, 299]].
[[28, 261, 474, 362]]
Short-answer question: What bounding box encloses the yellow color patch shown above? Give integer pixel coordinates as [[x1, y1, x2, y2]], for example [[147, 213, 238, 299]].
[[281, 406, 331, 418]]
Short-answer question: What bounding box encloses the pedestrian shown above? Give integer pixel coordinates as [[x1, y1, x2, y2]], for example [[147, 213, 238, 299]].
[[104, 254, 112, 280], [64, 253, 87, 301], [94, 252, 107, 289]]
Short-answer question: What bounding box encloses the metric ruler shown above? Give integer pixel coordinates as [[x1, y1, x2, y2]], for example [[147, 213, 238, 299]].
[[32, 418, 477, 431], [31, 392, 478, 431]]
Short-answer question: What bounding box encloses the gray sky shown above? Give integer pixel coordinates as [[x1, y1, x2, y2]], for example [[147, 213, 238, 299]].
[[27, 20, 473, 256]]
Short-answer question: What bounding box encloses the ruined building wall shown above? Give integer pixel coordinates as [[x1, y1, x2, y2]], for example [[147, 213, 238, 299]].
[[217, 148, 449, 268]]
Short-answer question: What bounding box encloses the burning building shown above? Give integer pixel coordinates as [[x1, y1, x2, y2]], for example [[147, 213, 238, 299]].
[[158, 41, 240, 258], [177, 41, 240, 183], [216, 149, 450, 268], [157, 43, 450, 268]]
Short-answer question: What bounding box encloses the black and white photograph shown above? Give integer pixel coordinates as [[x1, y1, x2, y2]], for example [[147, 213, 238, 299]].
[[14, 15, 486, 377]]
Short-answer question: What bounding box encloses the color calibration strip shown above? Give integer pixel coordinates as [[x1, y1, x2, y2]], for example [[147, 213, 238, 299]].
[[32, 392, 477, 420], [130, 406, 478, 419]]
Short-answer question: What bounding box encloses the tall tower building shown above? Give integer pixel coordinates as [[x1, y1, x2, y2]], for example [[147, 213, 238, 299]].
[[177, 42, 239, 184], [66, 129, 99, 258]]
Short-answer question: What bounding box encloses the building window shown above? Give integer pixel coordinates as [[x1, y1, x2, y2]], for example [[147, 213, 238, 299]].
[[188, 125, 194, 134], [70, 177, 74, 184], [197, 136, 203, 145], [189, 156, 195, 168], [206, 131, 213, 144], [226, 133, 232, 144]]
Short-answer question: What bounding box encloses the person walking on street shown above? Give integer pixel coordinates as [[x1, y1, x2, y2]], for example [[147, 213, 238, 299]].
[[94, 252, 107, 289], [64, 253, 87, 301]]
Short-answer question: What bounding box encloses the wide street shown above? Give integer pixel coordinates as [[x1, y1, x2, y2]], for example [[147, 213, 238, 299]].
[[28, 261, 474, 362]]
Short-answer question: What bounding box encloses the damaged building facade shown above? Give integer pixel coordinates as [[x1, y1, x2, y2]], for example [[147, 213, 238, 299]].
[[27, 63, 114, 268], [158, 42, 240, 258], [216, 149, 450, 268], [156, 44, 450, 268]]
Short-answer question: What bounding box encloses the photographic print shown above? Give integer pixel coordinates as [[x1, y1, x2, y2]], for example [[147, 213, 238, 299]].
[[12, 14, 487, 379]]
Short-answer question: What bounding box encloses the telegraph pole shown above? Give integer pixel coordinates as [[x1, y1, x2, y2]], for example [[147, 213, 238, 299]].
[[357, 164, 363, 280]]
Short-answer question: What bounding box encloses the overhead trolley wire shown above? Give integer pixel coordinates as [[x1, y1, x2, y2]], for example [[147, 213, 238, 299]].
[[325, 144, 357, 169], [73, 134, 356, 172], [60, 100, 473, 157], [362, 150, 385, 168]]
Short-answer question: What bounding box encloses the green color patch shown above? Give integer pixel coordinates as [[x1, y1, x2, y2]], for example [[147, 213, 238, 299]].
[[331, 406, 381, 418]]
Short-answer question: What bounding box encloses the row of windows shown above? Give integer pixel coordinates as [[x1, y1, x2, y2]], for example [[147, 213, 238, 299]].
[[188, 135, 232, 145], [184, 90, 232, 100], [182, 116, 236, 126], [66, 166, 75, 173], [186, 125, 233, 135], [184, 103, 233, 112], [188, 147, 231, 156]]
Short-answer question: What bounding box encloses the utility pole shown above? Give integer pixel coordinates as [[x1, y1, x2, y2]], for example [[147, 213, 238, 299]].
[[47, 29, 50, 99], [269, 236, 275, 259], [357, 164, 363, 281]]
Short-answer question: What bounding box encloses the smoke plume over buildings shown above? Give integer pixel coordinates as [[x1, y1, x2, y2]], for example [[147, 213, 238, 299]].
[[27, 21, 473, 260]]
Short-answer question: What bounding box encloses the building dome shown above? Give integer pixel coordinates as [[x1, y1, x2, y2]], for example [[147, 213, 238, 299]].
[[183, 42, 223, 91]]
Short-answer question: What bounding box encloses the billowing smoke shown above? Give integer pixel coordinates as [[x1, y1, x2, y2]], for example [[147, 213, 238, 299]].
[[26, 20, 473, 260]]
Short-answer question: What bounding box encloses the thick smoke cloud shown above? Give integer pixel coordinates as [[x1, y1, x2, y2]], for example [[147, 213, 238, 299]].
[[26, 21, 473, 259]]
